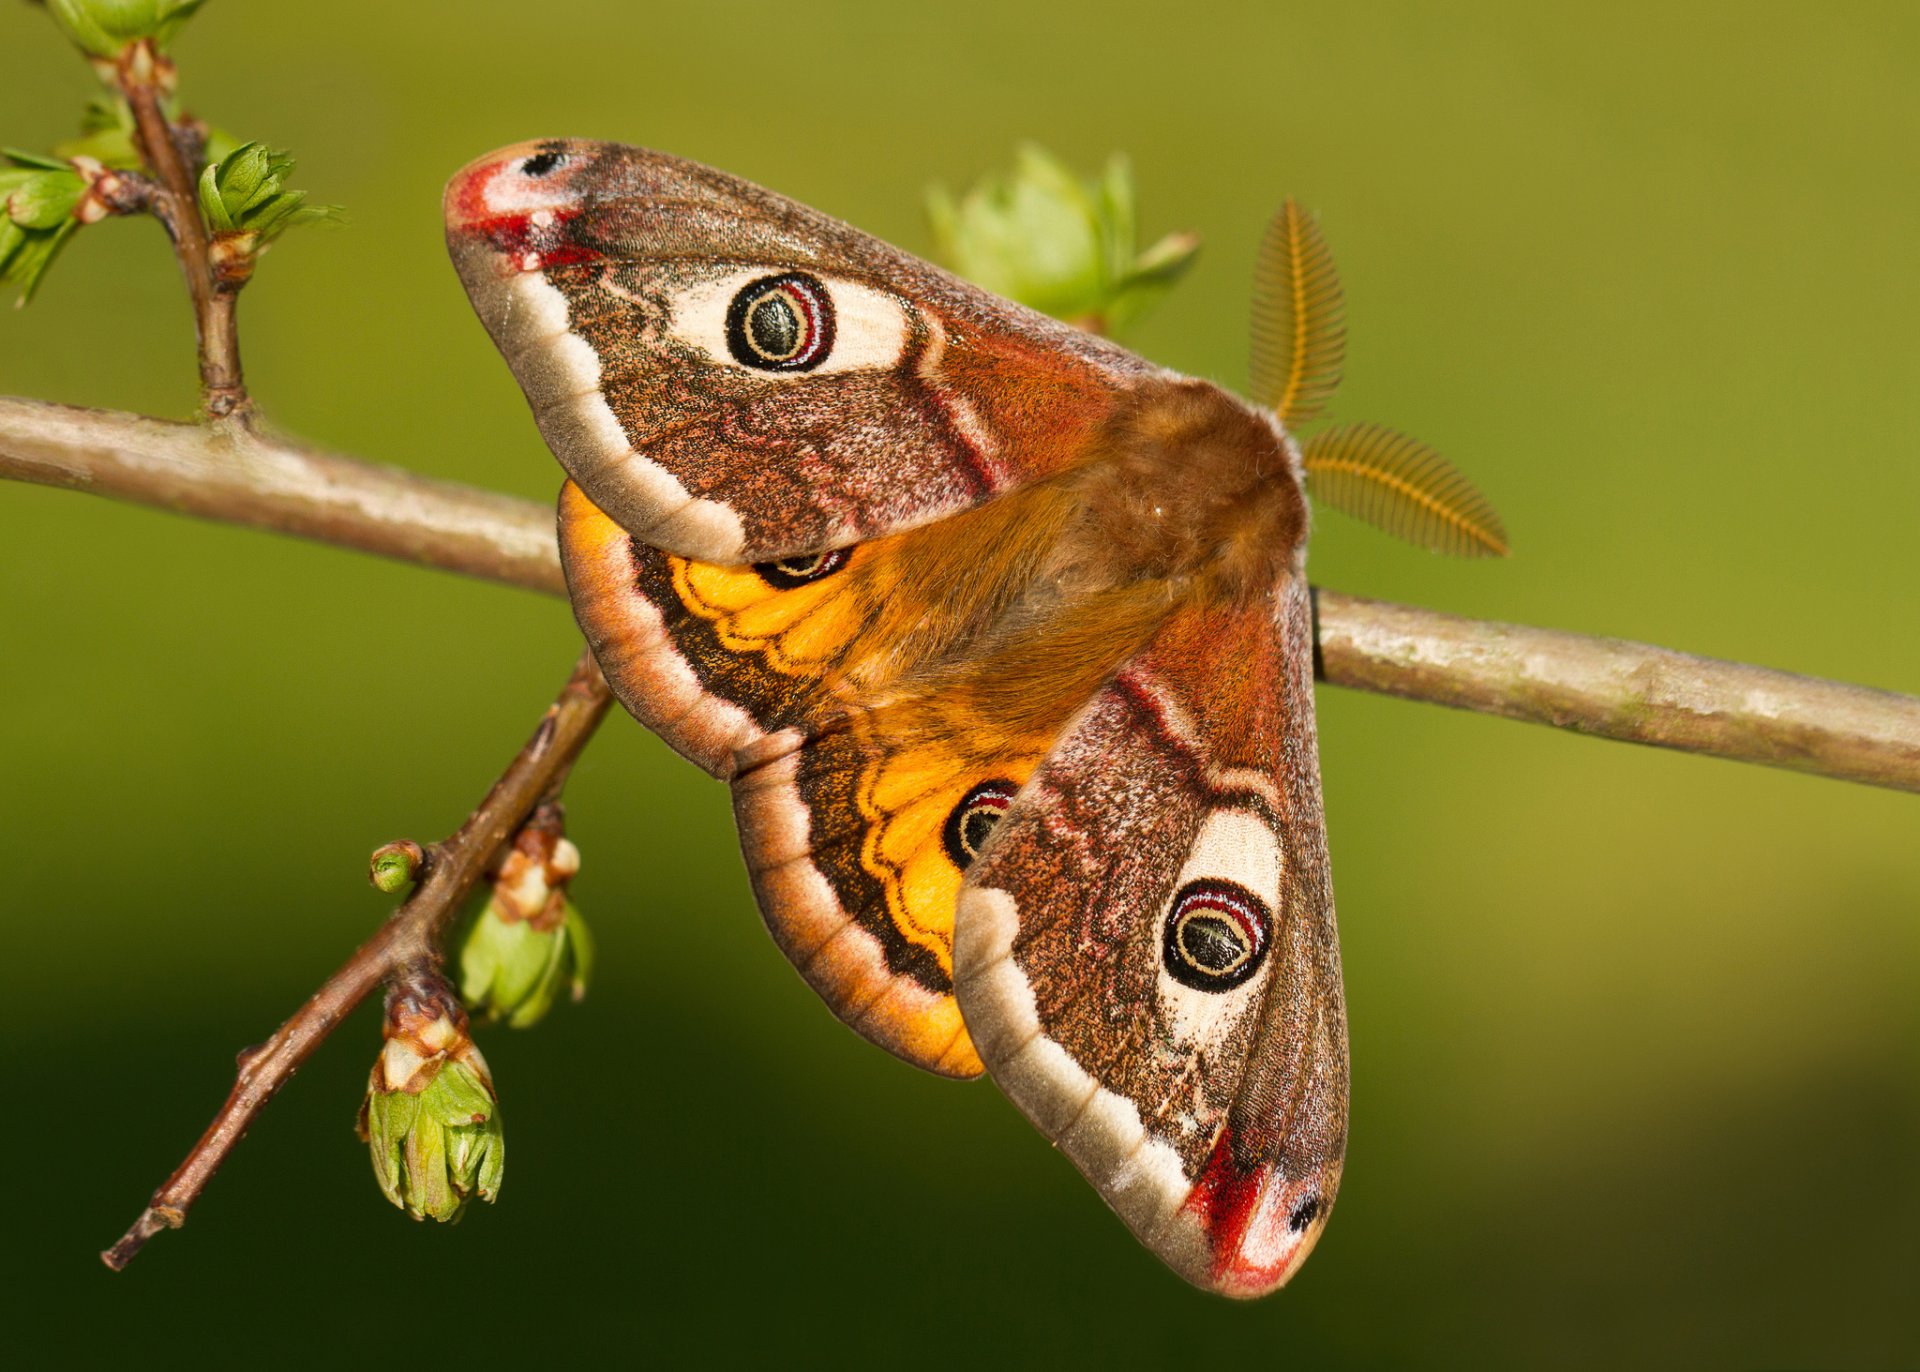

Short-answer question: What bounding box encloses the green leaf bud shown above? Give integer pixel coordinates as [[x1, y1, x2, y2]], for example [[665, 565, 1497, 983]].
[[196, 142, 340, 281], [43, 0, 207, 60], [459, 816, 589, 1029], [927, 144, 1199, 338], [368, 840, 426, 895], [357, 989, 503, 1222]]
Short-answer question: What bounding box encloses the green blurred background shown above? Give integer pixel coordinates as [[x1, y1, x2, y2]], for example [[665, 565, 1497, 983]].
[[3, 2, 1915, 1365]]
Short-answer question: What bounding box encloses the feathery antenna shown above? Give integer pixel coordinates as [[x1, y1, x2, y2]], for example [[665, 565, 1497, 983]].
[[1249, 198, 1345, 425], [1302, 423, 1509, 557]]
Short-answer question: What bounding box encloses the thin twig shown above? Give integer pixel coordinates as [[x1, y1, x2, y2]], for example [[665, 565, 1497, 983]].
[[3, 395, 1917, 792], [117, 39, 248, 419], [100, 650, 613, 1271]]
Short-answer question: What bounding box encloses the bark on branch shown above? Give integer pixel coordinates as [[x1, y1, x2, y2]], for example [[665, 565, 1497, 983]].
[[0, 397, 561, 593], [4, 395, 1917, 792]]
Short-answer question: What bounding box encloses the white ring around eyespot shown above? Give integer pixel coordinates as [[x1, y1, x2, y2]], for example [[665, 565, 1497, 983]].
[[1153, 809, 1284, 1045], [664, 267, 911, 375]]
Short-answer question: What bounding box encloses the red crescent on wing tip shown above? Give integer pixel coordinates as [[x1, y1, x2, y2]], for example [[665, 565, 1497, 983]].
[[443, 158, 494, 233], [1182, 1126, 1315, 1295], [444, 146, 599, 272]]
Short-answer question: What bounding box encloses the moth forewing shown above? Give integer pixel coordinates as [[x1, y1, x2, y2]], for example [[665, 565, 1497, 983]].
[[446, 138, 1159, 565]]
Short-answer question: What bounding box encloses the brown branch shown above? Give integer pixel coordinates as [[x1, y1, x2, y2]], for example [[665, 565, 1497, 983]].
[[4, 395, 1918, 793], [0, 398, 561, 594], [1314, 593, 1920, 792], [117, 39, 248, 419], [100, 649, 613, 1270]]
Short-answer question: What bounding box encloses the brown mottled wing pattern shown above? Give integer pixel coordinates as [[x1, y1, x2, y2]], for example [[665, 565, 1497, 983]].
[[953, 581, 1348, 1298], [449, 139, 1160, 563]]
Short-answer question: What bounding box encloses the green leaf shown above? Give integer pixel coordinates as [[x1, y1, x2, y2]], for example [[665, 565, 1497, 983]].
[[403, 1114, 456, 1220], [148, 0, 207, 48], [217, 144, 269, 215], [5, 150, 74, 174], [44, 0, 122, 58], [55, 97, 141, 168], [456, 934, 497, 1005], [0, 218, 80, 304], [379, 1086, 421, 1141], [565, 901, 595, 1002], [420, 1061, 496, 1128], [487, 917, 547, 1011], [0, 162, 84, 298], [6, 172, 86, 230], [469, 1124, 505, 1202], [367, 1090, 415, 1200]]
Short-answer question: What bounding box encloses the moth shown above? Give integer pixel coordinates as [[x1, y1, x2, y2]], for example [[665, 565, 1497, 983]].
[[445, 140, 1505, 1297]]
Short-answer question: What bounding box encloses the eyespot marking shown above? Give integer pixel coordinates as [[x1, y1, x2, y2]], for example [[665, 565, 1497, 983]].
[[943, 779, 1019, 868], [726, 272, 836, 372], [1163, 879, 1272, 992], [519, 149, 566, 178], [751, 547, 850, 589]]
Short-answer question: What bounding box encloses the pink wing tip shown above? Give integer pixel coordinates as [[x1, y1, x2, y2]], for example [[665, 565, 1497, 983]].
[[1181, 1126, 1329, 1298], [444, 140, 599, 272]]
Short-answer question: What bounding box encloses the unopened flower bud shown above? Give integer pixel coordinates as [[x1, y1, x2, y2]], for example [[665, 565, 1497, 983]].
[[357, 980, 503, 1222], [459, 807, 593, 1028]]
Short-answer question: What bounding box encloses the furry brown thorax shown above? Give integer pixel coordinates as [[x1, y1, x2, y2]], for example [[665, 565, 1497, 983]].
[[1063, 377, 1306, 600], [829, 377, 1306, 758]]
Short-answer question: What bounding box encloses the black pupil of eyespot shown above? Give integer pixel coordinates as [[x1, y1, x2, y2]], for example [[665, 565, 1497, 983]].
[[749, 293, 801, 358], [961, 808, 1000, 856], [1180, 915, 1248, 972], [726, 272, 833, 373], [1162, 879, 1271, 992], [521, 151, 563, 177], [1288, 1196, 1320, 1233]]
